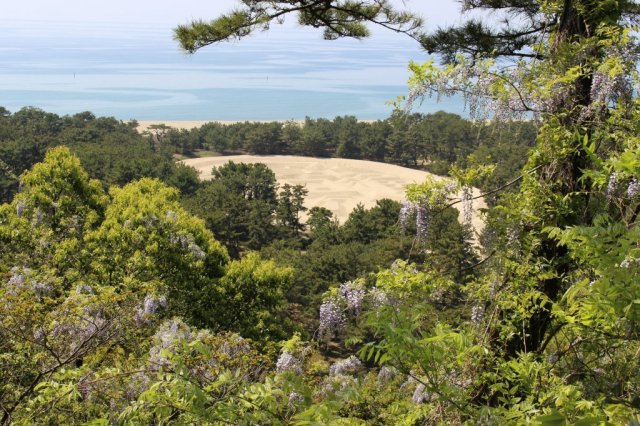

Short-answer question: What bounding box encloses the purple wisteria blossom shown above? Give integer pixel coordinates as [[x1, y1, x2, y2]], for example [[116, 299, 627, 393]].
[[276, 351, 303, 374], [16, 200, 26, 217], [170, 233, 207, 260], [329, 355, 362, 376], [287, 391, 304, 408], [461, 185, 473, 227], [399, 201, 414, 231], [368, 287, 390, 309], [412, 383, 430, 404], [471, 305, 485, 325], [76, 284, 94, 295], [627, 178, 640, 198], [149, 319, 192, 369], [416, 204, 430, 241], [377, 366, 397, 383], [318, 299, 345, 340], [134, 294, 168, 325], [607, 172, 619, 199], [339, 281, 366, 316]]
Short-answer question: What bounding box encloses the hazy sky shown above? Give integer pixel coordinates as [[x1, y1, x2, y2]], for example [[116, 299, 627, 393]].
[[2, 1, 465, 30]]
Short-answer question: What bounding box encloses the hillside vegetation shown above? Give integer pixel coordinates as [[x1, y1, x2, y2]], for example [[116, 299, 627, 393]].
[[3, 0, 640, 422]]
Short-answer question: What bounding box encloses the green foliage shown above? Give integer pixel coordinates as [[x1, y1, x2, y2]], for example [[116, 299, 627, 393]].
[[0, 150, 309, 423], [276, 183, 308, 236], [0, 108, 200, 204], [182, 162, 283, 257], [85, 178, 229, 326], [6, 0, 640, 423], [217, 253, 294, 341], [168, 0, 640, 424], [174, 1, 423, 53]]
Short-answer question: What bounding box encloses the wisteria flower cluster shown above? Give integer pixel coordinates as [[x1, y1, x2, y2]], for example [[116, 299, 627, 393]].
[[590, 44, 638, 109], [76, 284, 93, 295], [471, 304, 485, 325], [287, 391, 304, 408], [318, 356, 363, 397], [590, 71, 632, 106], [149, 318, 193, 369], [5, 266, 53, 300], [369, 287, 390, 309], [339, 281, 366, 316], [319, 373, 356, 396], [142, 214, 159, 228], [318, 282, 390, 340], [400, 179, 459, 242], [45, 305, 112, 360], [606, 172, 640, 202], [461, 185, 473, 228], [31, 208, 44, 227], [15, 200, 26, 217], [412, 382, 430, 404], [220, 334, 250, 358], [407, 58, 540, 122], [169, 232, 207, 260], [276, 351, 303, 374], [377, 366, 397, 384], [329, 355, 362, 376], [619, 255, 640, 269], [125, 371, 152, 401], [627, 178, 640, 199], [399, 201, 431, 241], [318, 298, 345, 340], [134, 294, 168, 325]]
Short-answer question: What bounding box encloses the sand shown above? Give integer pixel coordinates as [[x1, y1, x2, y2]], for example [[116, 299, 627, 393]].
[[137, 119, 378, 133], [136, 120, 304, 133], [182, 155, 486, 235]]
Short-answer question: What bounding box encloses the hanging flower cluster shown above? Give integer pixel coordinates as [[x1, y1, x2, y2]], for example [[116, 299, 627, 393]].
[[148, 319, 193, 369], [276, 351, 303, 374], [134, 294, 168, 325], [471, 305, 485, 325], [318, 281, 391, 340], [318, 299, 346, 340], [400, 179, 460, 241], [407, 58, 541, 122], [627, 178, 640, 199], [339, 281, 366, 316], [329, 356, 362, 376], [461, 185, 473, 228], [377, 366, 398, 384]]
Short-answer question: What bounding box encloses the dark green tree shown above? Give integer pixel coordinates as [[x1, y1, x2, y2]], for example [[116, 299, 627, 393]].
[[334, 116, 361, 159], [183, 162, 280, 256], [276, 183, 308, 235], [359, 119, 390, 161], [244, 122, 284, 154]]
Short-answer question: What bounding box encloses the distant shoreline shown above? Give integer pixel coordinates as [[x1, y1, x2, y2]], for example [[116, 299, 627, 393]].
[[136, 119, 378, 132]]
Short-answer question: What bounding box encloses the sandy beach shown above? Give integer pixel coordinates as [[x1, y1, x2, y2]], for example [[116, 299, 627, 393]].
[[137, 120, 303, 133], [136, 119, 379, 133], [183, 155, 486, 234]]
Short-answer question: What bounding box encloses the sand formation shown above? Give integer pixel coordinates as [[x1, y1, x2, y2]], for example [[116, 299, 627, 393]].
[[182, 155, 486, 234]]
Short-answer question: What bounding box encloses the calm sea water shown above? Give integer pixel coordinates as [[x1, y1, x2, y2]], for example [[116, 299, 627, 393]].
[[0, 20, 466, 121]]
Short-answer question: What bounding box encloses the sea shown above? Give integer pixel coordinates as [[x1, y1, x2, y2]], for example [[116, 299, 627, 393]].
[[0, 20, 467, 121]]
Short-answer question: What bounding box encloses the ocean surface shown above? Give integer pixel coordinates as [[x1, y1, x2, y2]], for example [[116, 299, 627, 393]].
[[0, 20, 467, 121]]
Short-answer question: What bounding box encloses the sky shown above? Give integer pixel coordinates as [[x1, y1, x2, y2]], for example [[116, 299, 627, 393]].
[[2, 1, 464, 26], [0, 1, 473, 120]]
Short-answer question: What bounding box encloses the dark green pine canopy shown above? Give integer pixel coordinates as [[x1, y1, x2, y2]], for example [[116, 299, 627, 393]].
[[174, 0, 640, 63]]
